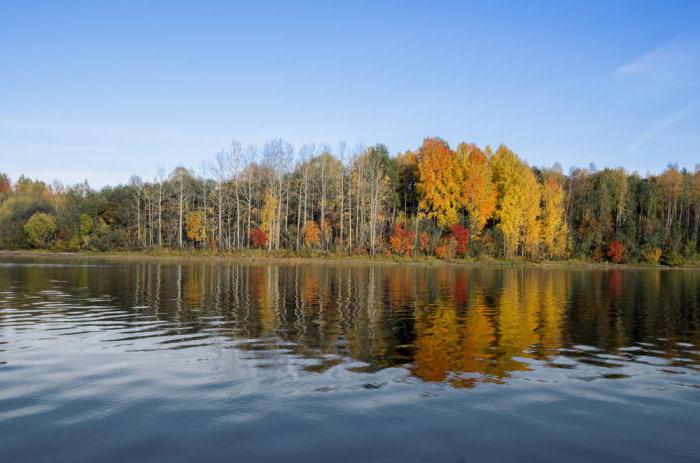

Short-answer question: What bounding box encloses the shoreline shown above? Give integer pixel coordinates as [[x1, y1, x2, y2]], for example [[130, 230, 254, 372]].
[[1, 249, 698, 270]]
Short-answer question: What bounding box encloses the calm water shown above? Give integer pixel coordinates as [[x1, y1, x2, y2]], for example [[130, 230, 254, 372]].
[[1, 257, 699, 462]]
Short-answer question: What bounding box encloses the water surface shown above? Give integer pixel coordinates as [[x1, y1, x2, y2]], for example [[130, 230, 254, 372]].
[[1, 257, 699, 462]]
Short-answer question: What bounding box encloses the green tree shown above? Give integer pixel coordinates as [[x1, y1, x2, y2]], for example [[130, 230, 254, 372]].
[[24, 212, 57, 248]]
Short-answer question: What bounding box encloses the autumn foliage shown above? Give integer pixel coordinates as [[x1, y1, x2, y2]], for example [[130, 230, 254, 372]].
[[607, 240, 624, 264], [1, 138, 699, 265], [389, 224, 415, 256], [303, 220, 321, 247], [185, 210, 206, 243], [417, 138, 460, 228], [250, 228, 267, 248], [450, 224, 470, 257], [456, 143, 495, 234]]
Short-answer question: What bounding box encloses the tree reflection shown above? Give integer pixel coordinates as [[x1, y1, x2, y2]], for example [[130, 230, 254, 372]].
[[2, 259, 698, 389]]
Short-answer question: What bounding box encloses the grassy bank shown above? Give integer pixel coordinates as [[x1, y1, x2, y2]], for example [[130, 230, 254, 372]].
[[2, 248, 699, 270]]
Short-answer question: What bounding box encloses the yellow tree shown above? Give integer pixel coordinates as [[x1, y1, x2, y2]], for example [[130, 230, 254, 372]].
[[260, 190, 278, 235], [522, 182, 541, 257], [416, 138, 460, 228], [491, 145, 541, 257], [455, 143, 496, 235], [540, 174, 569, 258], [185, 210, 206, 244]]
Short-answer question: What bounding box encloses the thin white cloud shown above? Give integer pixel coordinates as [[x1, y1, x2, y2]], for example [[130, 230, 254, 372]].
[[615, 47, 665, 77], [614, 36, 700, 89], [628, 107, 695, 153]]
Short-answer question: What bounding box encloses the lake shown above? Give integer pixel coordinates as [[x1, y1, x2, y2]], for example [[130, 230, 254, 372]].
[[1, 257, 699, 462]]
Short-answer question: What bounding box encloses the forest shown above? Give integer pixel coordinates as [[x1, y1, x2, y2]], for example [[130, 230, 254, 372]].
[[2, 137, 699, 265]]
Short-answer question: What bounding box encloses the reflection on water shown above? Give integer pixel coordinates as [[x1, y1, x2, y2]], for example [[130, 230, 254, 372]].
[[1, 258, 699, 462], [4, 261, 698, 386]]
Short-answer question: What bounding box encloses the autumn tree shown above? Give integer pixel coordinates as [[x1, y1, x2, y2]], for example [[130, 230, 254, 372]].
[[185, 210, 206, 244], [540, 173, 569, 258], [260, 189, 279, 251], [491, 145, 541, 257], [417, 138, 460, 228], [2, 136, 700, 264], [456, 143, 495, 235]]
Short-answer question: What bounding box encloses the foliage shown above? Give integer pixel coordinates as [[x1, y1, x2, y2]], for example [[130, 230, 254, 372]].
[[249, 228, 267, 248], [0, 191, 53, 248], [434, 236, 456, 259], [0, 138, 698, 266], [641, 247, 662, 264], [185, 210, 206, 243], [417, 138, 460, 228], [434, 244, 449, 259], [24, 212, 57, 248], [0, 173, 10, 194], [389, 224, 415, 256], [260, 190, 278, 235], [661, 249, 685, 267], [450, 224, 470, 257], [607, 240, 625, 264], [303, 220, 321, 247], [539, 174, 569, 258], [456, 143, 495, 234], [491, 145, 541, 257]]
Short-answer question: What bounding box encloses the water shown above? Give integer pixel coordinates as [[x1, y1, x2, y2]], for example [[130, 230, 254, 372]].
[[1, 257, 699, 462]]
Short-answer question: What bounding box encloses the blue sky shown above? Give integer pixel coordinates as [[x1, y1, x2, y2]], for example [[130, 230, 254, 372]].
[[1, 1, 699, 187]]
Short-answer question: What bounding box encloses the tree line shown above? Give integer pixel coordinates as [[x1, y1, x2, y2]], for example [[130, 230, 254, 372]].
[[2, 137, 699, 264]]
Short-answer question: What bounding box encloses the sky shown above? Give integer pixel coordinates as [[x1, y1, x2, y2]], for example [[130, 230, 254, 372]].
[[1, 0, 699, 187]]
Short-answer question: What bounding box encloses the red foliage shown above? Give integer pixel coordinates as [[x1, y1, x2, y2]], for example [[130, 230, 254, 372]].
[[0, 175, 9, 194], [389, 224, 415, 256], [249, 228, 267, 248], [450, 224, 470, 256], [607, 240, 624, 264]]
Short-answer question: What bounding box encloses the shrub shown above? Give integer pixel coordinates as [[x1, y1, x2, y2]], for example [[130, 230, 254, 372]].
[[607, 240, 625, 264], [641, 247, 662, 265], [389, 224, 415, 256], [249, 228, 267, 248], [662, 250, 685, 267], [450, 224, 470, 257]]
